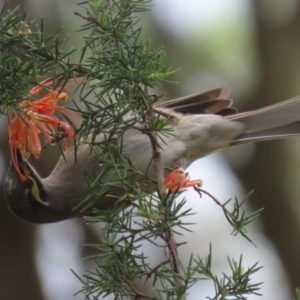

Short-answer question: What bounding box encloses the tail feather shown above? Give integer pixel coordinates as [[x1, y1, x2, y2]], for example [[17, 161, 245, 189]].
[[227, 95, 300, 132], [232, 121, 300, 145], [227, 95, 300, 144]]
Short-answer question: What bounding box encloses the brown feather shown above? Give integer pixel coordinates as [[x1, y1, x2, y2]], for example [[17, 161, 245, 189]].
[[159, 87, 231, 108], [169, 99, 234, 115], [155, 87, 238, 118]]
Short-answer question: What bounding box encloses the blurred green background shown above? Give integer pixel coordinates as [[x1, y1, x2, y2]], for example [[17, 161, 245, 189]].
[[1, 0, 300, 299]]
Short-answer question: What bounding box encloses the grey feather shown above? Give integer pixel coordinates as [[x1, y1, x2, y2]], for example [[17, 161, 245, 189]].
[[227, 95, 300, 143], [45, 89, 300, 211], [7, 86, 300, 223]]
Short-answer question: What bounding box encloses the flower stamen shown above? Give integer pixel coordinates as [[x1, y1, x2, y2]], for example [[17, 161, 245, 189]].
[[162, 168, 203, 193], [8, 78, 84, 181]]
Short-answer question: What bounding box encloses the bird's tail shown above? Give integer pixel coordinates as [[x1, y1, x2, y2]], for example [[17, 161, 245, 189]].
[[228, 95, 300, 145]]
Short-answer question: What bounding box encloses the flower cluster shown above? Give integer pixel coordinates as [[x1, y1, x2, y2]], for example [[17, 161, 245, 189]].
[[162, 168, 203, 192], [8, 78, 83, 181]]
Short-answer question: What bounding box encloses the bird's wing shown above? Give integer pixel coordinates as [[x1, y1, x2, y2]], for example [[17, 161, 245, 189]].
[[154, 87, 238, 117]]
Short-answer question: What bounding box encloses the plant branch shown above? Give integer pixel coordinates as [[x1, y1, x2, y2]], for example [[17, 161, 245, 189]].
[[194, 187, 237, 223], [146, 108, 185, 292]]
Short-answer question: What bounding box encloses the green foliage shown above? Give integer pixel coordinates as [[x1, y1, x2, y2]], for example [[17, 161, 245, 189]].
[[0, 3, 81, 114], [0, 0, 263, 299], [196, 247, 262, 300], [197, 189, 263, 246]]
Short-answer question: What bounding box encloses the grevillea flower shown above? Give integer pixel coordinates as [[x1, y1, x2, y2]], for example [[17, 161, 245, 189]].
[[162, 168, 203, 192], [8, 78, 83, 182]]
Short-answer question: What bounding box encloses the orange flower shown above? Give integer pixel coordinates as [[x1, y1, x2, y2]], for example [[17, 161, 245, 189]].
[[8, 78, 83, 182], [162, 168, 203, 192]]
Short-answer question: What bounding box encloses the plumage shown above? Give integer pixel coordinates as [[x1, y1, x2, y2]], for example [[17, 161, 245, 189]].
[[4, 87, 300, 223]]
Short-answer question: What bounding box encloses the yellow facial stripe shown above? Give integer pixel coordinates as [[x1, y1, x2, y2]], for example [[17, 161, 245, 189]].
[[23, 165, 49, 207]]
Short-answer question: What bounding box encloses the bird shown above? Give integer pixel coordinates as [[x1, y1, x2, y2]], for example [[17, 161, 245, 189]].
[[4, 86, 300, 224]]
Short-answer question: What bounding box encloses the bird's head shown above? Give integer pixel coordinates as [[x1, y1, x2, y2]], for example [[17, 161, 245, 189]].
[[3, 150, 73, 224]]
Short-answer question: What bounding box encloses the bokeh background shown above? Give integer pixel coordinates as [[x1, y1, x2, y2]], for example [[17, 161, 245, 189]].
[[1, 0, 300, 299]]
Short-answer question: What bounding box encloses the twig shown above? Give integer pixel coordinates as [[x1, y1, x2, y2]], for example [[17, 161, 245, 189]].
[[194, 187, 237, 223], [146, 108, 186, 294], [137, 259, 170, 282], [165, 230, 182, 275], [177, 241, 188, 247]]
